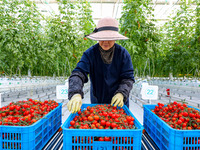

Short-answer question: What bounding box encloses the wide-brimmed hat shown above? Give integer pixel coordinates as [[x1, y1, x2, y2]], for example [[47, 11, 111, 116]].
[[85, 17, 128, 41]]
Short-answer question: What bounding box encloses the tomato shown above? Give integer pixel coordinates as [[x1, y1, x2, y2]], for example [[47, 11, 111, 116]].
[[189, 113, 194, 118], [88, 116, 94, 122], [93, 120, 97, 124], [108, 112, 113, 117], [95, 123, 100, 128], [34, 101, 38, 105], [15, 106, 21, 111], [192, 123, 197, 128], [3, 118, 8, 123], [168, 106, 172, 110], [106, 121, 111, 127], [182, 123, 187, 127], [103, 112, 108, 117], [126, 116, 132, 122], [182, 103, 187, 107], [99, 126, 104, 129], [31, 119, 37, 124], [9, 105, 15, 111], [111, 123, 117, 128], [112, 109, 117, 113], [94, 115, 99, 121], [100, 120, 106, 126], [131, 117, 134, 121], [99, 137, 104, 141], [104, 116, 109, 121], [82, 116, 87, 121], [115, 114, 120, 118], [91, 124, 96, 128], [84, 123, 89, 128], [78, 110, 81, 115], [44, 112, 48, 115], [87, 106, 91, 111], [1, 113, 6, 117], [115, 118, 119, 122], [70, 120, 75, 126], [111, 114, 116, 119], [183, 112, 188, 117], [129, 121, 134, 125], [104, 137, 111, 141], [73, 116, 78, 121], [90, 108, 94, 113]]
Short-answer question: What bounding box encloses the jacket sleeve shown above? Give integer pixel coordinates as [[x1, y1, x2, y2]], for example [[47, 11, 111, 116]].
[[68, 52, 90, 100], [115, 49, 135, 102], [68, 71, 87, 100], [115, 79, 134, 102]]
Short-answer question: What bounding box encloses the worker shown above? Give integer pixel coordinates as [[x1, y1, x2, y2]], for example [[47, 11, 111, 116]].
[[67, 17, 135, 113]]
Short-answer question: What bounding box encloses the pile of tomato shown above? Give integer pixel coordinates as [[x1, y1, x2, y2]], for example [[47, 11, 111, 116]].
[[0, 99, 59, 126], [69, 104, 136, 130], [69, 104, 136, 145], [152, 101, 200, 130]]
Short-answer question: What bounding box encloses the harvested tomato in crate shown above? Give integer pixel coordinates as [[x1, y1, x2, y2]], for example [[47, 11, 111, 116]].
[[143, 102, 200, 150], [0, 99, 62, 150], [62, 104, 143, 150]]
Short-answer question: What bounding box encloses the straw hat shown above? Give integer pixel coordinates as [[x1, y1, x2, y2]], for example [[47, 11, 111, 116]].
[[85, 17, 128, 41]]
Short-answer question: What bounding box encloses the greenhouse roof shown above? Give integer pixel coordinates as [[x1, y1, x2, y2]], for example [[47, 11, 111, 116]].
[[35, 0, 197, 27]]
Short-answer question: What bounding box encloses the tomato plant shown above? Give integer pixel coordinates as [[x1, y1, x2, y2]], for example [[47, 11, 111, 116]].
[[0, 0, 95, 77]]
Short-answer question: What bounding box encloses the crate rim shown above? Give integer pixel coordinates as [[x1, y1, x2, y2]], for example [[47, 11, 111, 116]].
[[0, 103, 62, 128], [143, 104, 200, 132], [63, 128, 143, 131], [62, 103, 143, 131]]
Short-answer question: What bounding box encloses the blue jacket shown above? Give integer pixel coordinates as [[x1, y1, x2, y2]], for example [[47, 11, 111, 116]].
[[69, 43, 135, 107]]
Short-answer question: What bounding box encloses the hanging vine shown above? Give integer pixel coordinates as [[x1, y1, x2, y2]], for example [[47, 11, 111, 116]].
[[0, 0, 94, 77], [119, 0, 161, 77], [160, 0, 200, 77]]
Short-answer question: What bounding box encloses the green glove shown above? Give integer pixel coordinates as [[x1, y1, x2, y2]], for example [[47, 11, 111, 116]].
[[67, 94, 82, 113], [111, 93, 124, 107]]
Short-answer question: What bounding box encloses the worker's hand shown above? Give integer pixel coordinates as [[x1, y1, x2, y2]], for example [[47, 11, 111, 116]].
[[111, 93, 124, 107], [67, 94, 82, 113]]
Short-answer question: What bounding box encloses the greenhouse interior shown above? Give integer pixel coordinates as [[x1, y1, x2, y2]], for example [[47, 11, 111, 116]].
[[0, 0, 200, 150]]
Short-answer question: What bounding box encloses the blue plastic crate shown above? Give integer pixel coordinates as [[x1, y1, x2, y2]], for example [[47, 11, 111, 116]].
[[143, 105, 200, 150], [62, 104, 143, 150], [0, 103, 62, 150]]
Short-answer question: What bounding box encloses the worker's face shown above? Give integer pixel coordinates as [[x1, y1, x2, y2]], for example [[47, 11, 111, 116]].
[[99, 40, 115, 50]]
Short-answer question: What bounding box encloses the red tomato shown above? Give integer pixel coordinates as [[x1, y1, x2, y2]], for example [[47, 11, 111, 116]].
[[88, 116, 94, 122], [100, 120, 106, 126], [98, 137, 104, 141], [106, 121, 111, 127], [94, 115, 99, 121], [70, 120, 75, 126]]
